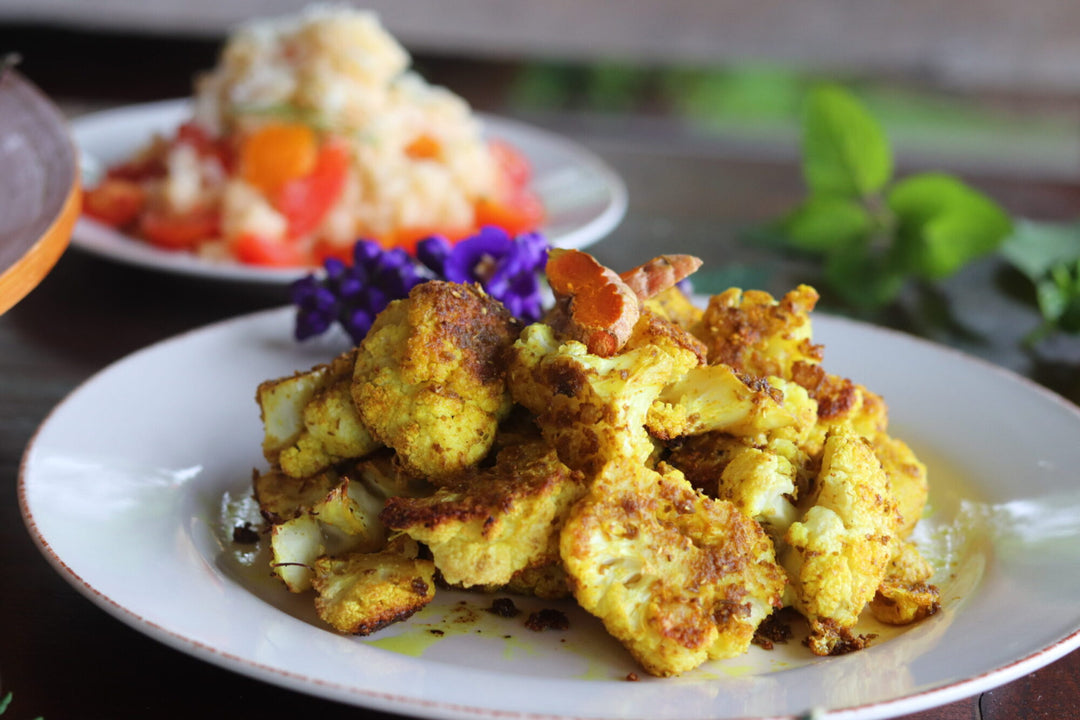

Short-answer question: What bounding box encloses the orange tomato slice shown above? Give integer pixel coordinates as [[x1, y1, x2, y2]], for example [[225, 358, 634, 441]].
[[239, 123, 319, 195], [83, 178, 146, 228], [139, 208, 220, 251], [474, 191, 545, 237], [274, 141, 350, 239], [233, 233, 308, 267]]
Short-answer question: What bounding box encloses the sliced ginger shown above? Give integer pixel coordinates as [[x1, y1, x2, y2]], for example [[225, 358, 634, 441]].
[[546, 249, 703, 357]]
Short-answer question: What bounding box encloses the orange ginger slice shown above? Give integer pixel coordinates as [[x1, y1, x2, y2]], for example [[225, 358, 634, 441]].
[[620, 254, 703, 300], [546, 248, 640, 357]]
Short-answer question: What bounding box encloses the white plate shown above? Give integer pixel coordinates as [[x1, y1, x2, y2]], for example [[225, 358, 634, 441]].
[[69, 99, 628, 283], [19, 307, 1080, 720]]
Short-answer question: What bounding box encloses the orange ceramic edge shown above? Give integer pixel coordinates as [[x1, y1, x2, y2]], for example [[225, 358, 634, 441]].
[[0, 167, 81, 315]]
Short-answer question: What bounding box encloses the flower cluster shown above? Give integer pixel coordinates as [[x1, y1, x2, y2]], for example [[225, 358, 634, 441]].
[[291, 227, 550, 344]]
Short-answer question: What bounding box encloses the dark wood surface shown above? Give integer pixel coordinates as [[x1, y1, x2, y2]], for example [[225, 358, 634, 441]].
[[4, 24, 1080, 720]]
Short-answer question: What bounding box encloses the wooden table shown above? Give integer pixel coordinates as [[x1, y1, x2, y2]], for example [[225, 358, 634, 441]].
[[3, 26, 1080, 720]]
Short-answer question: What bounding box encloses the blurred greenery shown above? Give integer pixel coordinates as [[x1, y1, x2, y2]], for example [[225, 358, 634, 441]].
[[507, 60, 1080, 173]]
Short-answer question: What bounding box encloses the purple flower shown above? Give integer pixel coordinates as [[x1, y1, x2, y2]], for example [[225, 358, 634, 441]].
[[291, 240, 425, 344], [293, 228, 551, 343], [418, 226, 549, 322]]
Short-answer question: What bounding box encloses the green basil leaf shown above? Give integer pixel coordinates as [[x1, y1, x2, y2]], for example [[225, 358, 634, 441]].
[[1000, 218, 1080, 282], [780, 195, 873, 254], [1039, 260, 1080, 332], [888, 172, 1012, 279], [802, 84, 893, 198]]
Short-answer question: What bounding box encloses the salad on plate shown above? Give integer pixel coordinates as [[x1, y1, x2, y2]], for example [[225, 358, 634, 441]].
[[81, 5, 543, 268]]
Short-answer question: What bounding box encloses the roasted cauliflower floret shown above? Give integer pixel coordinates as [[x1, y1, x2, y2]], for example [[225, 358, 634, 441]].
[[312, 536, 436, 635], [790, 362, 889, 456], [258, 348, 378, 473], [352, 281, 521, 479], [509, 320, 699, 476], [715, 444, 801, 538], [781, 426, 902, 655], [872, 434, 928, 538], [870, 540, 940, 625], [380, 442, 585, 587], [642, 284, 705, 339], [253, 466, 340, 524], [666, 433, 810, 539], [267, 472, 389, 592], [647, 364, 817, 443], [700, 285, 823, 379], [560, 460, 786, 677], [281, 376, 382, 478]]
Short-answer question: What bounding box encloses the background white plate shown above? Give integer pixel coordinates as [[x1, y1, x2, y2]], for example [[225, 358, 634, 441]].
[[19, 307, 1080, 720], [70, 99, 628, 283]]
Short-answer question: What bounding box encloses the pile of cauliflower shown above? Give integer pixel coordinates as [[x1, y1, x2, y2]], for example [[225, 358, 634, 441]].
[[251, 264, 939, 677]]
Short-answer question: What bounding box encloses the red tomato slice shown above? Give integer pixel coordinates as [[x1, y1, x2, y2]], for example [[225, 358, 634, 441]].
[[488, 140, 532, 189], [474, 190, 545, 237], [233, 233, 308, 267], [83, 179, 146, 228], [274, 141, 350, 239], [139, 208, 219, 251]]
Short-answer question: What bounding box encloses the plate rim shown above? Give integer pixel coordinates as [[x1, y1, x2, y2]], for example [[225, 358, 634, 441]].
[[18, 305, 1080, 720], [69, 98, 628, 284], [0, 69, 81, 314]]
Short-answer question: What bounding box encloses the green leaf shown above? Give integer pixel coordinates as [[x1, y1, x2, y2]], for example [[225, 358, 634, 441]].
[[1037, 260, 1080, 332], [0, 692, 10, 715], [888, 172, 1012, 279], [823, 236, 906, 309], [780, 195, 873, 254], [1000, 218, 1080, 282], [802, 84, 893, 198]]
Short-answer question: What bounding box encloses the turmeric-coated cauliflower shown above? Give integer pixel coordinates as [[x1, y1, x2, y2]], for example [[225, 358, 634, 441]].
[[781, 426, 902, 655], [700, 285, 823, 379], [380, 442, 585, 587], [352, 281, 521, 479], [870, 540, 940, 625], [647, 365, 817, 443], [312, 536, 436, 635], [872, 434, 929, 538], [509, 319, 699, 476], [257, 348, 380, 477], [560, 459, 786, 676]]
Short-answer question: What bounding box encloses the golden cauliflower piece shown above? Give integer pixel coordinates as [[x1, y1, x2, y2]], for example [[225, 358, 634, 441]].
[[257, 349, 379, 476], [790, 361, 889, 456], [253, 466, 340, 524], [312, 536, 436, 635], [267, 471, 390, 592], [870, 540, 940, 625], [509, 320, 699, 476], [642, 285, 705, 339], [700, 285, 823, 380], [352, 281, 521, 479], [781, 426, 902, 655], [872, 434, 928, 538], [714, 443, 802, 538], [380, 442, 585, 587], [665, 432, 811, 541], [647, 364, 817, 443], [560, 460, 786, 677]]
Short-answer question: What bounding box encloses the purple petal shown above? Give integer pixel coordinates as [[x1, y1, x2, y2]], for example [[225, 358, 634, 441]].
[[353, 239, 382, 266], [342, 307, 374, 344], [446, 231, 512, 284], [416, 235, 453, 276]]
